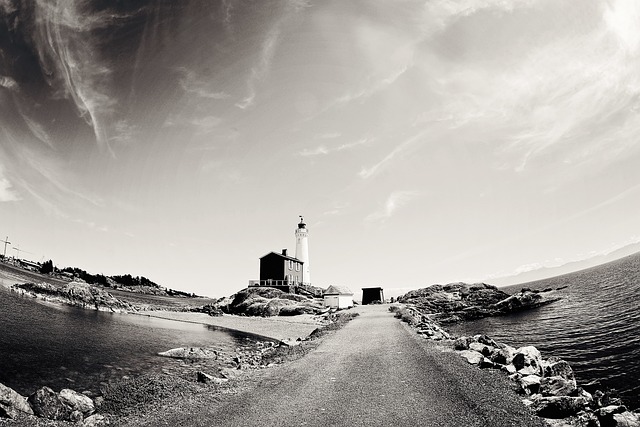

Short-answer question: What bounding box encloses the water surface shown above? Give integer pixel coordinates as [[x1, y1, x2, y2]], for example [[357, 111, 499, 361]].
[[0, 287, 258, 396], [448, 253, 640, 409]]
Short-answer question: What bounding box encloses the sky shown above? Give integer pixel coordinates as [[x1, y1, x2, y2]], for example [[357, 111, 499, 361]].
[[2, 0, 640, 298]]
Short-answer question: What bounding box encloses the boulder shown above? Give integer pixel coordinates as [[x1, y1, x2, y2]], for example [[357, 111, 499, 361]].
[[459, 350, 484, 365], [490, 347, 514, 365], [594, 390, 624, 408], [540, 376, 577, 397], [532, 396, 589, 419], [513, 346, 543, 376], [83, 414, 109, 426], [598, 405, 628, 418], [542, 357, 575, 380], [475, 335, 498, 347], [612, 411, 640, 427], [453, 337, 472, 351], [574, 410, 601, 427], [196, 371, 228, 385], [479, 357, 496, 369], [501, 364, 517, 374], [158, 347, 218, 359], [28, 386, 71, 420], [469, 342, 493, 357], [519, 375, 542, 395], [0, 382, 34, 419], [279, 338, 302, 347], [59, 388, 94, 416], [70, 410, 84, 422]]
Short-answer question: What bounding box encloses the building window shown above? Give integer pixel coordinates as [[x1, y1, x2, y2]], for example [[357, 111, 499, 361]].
[[295, 263, 300, 272], [288, 261, 293, 270]]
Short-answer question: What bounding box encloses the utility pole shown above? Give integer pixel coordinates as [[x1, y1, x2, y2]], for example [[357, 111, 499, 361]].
[[0, 236, 9, 261]]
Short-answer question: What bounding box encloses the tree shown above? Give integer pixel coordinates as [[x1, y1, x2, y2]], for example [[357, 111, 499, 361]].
[[40, 260, 54, 275]]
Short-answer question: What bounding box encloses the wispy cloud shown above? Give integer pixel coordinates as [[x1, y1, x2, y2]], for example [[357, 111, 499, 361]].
[[190, 116, 222, 136], [359, 131, 428, 179], [299, 137, 372, 157], [178, 68, 230, 100], [22, 115, 53, 148], [236, 27, 280, 110], [236, 1, 310, 110], [0, 75, 18, 91], [334, 61, 412, 107], [108, 120, 139, 145], [30, 0, 141, 155], [0, 169, 19, 202], [424, 0, 540, 33], [365, 190, 421, 223]]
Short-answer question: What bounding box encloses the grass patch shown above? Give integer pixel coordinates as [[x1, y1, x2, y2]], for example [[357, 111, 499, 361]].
[[390, 306, 417, 325], [99, 374, 202, 416]]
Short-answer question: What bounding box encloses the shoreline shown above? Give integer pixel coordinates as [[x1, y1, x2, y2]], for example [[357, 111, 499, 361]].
[[135, 310, 324, 342], [393, 303, 640, 426], [2, 268, 638, 426], [0, 308, 358, 426]]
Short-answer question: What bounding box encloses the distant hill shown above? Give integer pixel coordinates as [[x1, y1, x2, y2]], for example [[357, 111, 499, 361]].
[[489, 243, 640, 287]]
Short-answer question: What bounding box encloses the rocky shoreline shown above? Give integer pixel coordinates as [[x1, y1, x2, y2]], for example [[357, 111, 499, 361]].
[[0, 310, 357, 426], [394, 282, 640, 427]]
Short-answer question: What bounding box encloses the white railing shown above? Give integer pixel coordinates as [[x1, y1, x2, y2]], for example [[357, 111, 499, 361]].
[[249, 279, 299, 287], [248, 280, 323, 297]]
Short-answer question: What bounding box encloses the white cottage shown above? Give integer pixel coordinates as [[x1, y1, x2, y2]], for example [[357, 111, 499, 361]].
[[323, 285, 354, 309]]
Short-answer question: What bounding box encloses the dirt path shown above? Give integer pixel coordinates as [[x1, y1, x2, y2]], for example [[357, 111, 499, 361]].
[[126, 305, 546, 427]]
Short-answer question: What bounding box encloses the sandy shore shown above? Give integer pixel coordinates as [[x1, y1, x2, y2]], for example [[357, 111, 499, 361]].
[[137, 310, 323, 341], [0, 263, 323, 342]]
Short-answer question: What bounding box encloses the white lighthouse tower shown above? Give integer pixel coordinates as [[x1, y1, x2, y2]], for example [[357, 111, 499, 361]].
[[295, 216, 311, 285]]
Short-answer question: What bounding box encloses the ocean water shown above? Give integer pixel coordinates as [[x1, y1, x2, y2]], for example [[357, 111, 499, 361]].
[[448, 253, 640, 409], [0, 287, 260, 397]]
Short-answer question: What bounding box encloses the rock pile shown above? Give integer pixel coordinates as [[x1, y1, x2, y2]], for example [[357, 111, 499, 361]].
[[392, 302, 640, 427], [398, 283, 561, 323], [454, 335, 640, 427], [216, 287, 325, 317], [0, 382, 107, 425], [13, 281, 134, 313], [390, 305, 451, 340]]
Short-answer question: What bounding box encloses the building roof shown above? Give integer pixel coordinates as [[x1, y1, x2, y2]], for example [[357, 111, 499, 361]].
[[324, 285, 354, 296], [362, 287, 384, 290], [259, 251, 304, 263]]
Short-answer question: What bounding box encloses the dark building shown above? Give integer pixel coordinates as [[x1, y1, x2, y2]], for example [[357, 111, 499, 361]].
[[361, 287, 385, 305], [254, 249, 305, 292]]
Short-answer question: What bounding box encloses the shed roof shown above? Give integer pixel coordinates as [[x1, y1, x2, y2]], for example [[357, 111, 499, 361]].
[[324, 285, 354, 296], [259, 251, 304, 263]]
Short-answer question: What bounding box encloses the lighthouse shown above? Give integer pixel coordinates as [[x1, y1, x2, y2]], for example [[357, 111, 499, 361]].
[[295, 216, 311, 285]]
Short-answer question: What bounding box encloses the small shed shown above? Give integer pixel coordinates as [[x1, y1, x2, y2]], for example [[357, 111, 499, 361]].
[[323, 285, 354, 309], [361, 287, 385, 305]]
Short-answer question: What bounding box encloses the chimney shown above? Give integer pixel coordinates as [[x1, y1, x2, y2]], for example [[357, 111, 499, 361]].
[[282, 249, 287, 256]]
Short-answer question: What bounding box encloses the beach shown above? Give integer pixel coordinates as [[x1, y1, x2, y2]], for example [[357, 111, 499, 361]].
[[136, 310, 322, 342]]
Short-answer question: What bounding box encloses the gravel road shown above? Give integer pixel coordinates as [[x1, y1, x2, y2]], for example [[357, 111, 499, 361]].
[[139, 305, 548, 427]]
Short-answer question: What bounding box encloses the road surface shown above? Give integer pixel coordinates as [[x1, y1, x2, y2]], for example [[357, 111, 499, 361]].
[[142, 305, 547, 427]]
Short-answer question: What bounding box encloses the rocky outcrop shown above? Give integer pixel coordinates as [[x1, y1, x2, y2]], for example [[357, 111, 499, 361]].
[[217, 287, 325, 317], [13, 281, 135, 313], [453, 335, 640, 426], [397, 283, 561, 323], [0, 382, 33, 419], [1, 383, 97, 422], [393, 304, 640, 427], [27, 386, 72, 420], [59, 388, 95, 417], [158, 347, 219, 359]]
